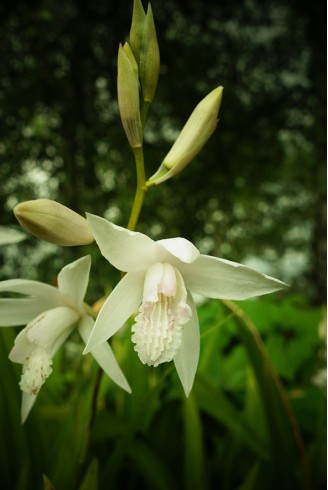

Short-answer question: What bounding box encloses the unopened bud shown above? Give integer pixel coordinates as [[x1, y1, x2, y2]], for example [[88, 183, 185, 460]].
[[14, 199, 94, 246], [117, 43, 142, 148], [139, 4, 160, 103], [148, 87, 223, 185], [130, 0, 146, 65]]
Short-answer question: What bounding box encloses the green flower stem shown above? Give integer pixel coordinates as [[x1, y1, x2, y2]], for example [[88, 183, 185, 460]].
[[200, 312, 236, 339], [83, 302, 97, 320], [146, 168, 167, 187], [86, 143, 148, 464], [127, 146, 147, 231]]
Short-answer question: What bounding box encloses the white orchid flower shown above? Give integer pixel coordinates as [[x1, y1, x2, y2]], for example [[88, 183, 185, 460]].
[[83, 214, 287, 396], [0, 255, 131, 423]]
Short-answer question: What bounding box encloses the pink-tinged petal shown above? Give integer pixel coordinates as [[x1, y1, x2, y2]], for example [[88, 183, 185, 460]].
[[57, 256, 91, 311], [0, 279, 62, 307], [83, 271, 144, 353], [86, 214, 158, 272], [174, 294, 200, 397], [180, 255, 288, 300], [156, 237, 200, 264], [0, 298, 45, 326], [78, 316, 131, 393], [21, 392, 37, 424]]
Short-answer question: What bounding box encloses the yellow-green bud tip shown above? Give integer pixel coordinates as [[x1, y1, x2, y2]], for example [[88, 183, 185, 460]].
[[164, 86, 223, 170], [14, 199, 94, 246], [147, 86, 223, 185], [139, 4, 160, 103]]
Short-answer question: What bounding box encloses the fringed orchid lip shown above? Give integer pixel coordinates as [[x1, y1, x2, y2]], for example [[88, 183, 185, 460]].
[[131, 262, 192, 367]]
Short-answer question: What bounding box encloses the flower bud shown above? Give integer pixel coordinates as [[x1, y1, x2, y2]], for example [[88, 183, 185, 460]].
[[148, 86, 223, 185], [14, 199, 94, 246], [129, 0, 146, 66], [139, 4, 160, 103], [117, 43, 143, 148]]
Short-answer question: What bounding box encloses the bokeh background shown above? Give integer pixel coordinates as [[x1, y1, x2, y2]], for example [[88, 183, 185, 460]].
[[0, 0, 326, 489], [0, 0, 326, 300]]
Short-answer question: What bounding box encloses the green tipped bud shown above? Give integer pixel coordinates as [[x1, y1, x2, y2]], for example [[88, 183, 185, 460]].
[[139, 4, 160, 103], [148, 87, 223, 185], [130, 0, 146, 65], [117, 43, 143, 148], [14, 199, 94, 246]]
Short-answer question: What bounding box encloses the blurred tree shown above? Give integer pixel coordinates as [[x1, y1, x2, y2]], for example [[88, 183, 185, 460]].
[[0, 0, 325, 303]]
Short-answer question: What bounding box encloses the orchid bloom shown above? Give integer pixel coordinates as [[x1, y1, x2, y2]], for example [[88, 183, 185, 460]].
[[83, 214, 287, 396], [0, 255, 131, 423]]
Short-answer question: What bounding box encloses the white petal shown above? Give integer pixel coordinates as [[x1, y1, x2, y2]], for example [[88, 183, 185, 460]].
[[8, 328, 34, 364], [86, 213, 158, 272], [83, 271, 144, 353], [142, 262, 164, 302], [0, 279, 62, 307], [156, 237, 200, 264], [19, 345, 53, 396], [180, 255, 288, 300], [0, 298, 45, 326], [174, 294, 200, 397], [27, 306, 79, 355], [78, 316, 131, 393], [0, 226, 26, 245], [21, 392, 37, 424], [57, 256, 91, 310], [9, 306, 79, 363]]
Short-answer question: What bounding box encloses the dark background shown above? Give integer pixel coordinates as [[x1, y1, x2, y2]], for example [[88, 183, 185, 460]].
[[0, 0, 326, 303]]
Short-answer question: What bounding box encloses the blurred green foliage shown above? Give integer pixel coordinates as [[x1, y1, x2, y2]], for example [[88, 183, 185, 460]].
[[0, 295, 325, 489]]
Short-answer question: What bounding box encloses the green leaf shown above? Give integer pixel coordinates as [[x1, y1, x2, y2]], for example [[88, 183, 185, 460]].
[[243, 368, 268, 448], [240, 295, 323, 382], [237, 462, 260, 490], [222, 300, 312, 490], [183, 393, 206, 490], [0, 329, 46, 489], [100, 340, 164, 486], [127, 440, 177, 490], [0, 329, 26, 488], [47, 360, 100, 490], [43, 474, 56, 490], [194, 376, 270, 460], [79, 459, 98, 490]]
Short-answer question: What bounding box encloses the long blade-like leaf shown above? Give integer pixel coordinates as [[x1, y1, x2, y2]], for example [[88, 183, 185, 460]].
[[222, 300, 312, 490]]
